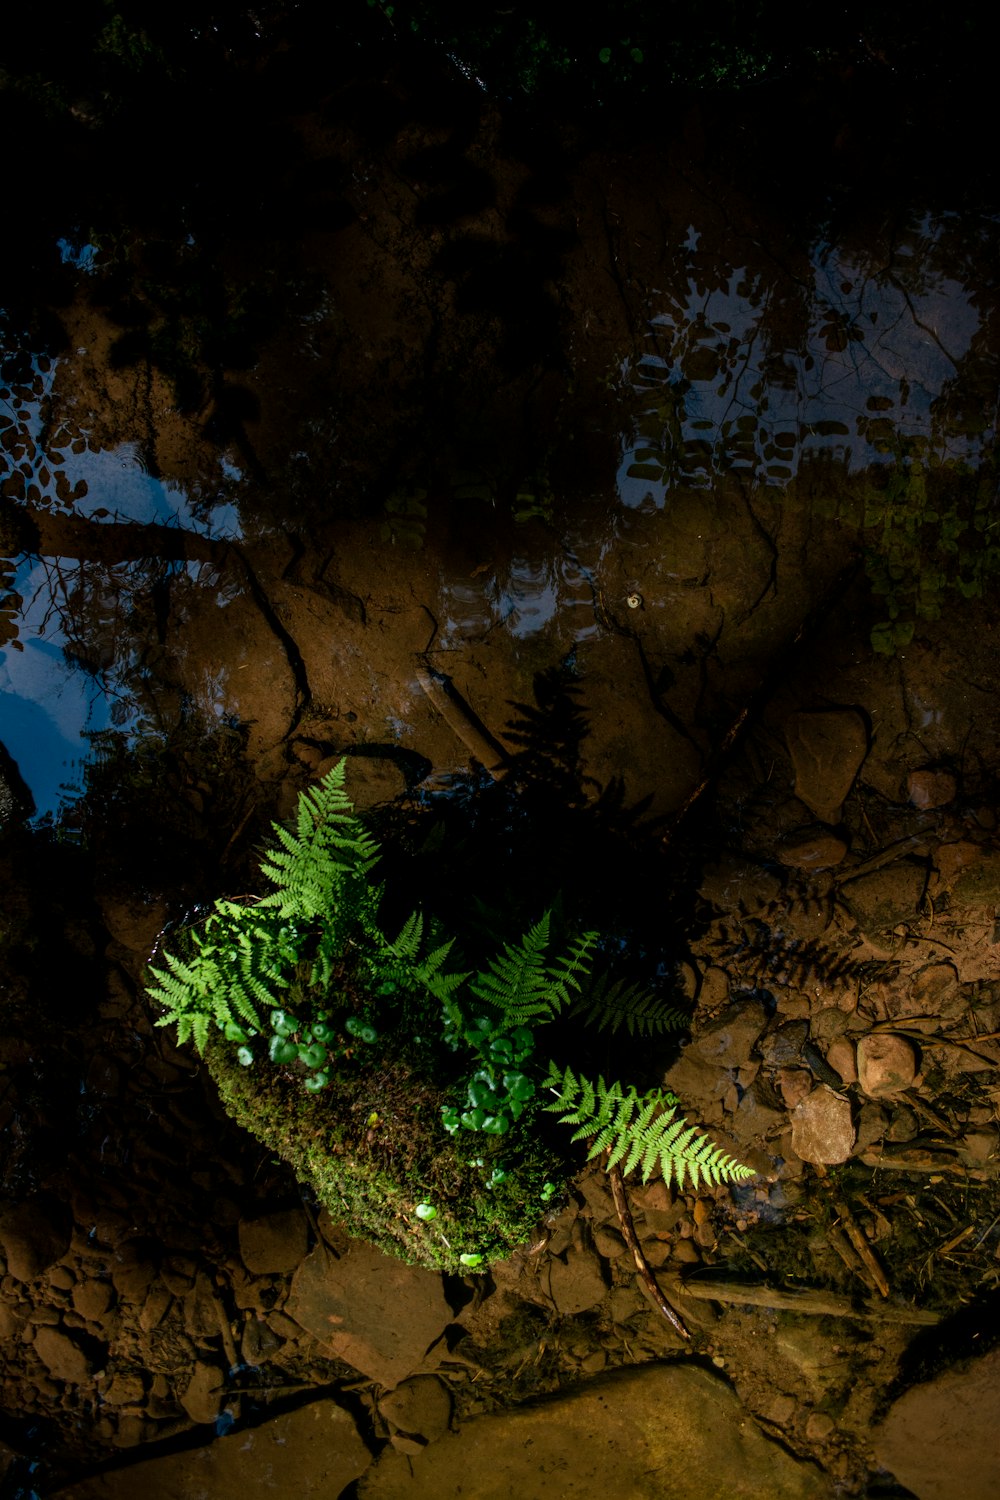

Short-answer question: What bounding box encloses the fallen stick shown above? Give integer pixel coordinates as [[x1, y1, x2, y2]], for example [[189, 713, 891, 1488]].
[[415, 666, 508, 778], [672, 1276, 939, 1324], [607, 1164, 690, 1341]]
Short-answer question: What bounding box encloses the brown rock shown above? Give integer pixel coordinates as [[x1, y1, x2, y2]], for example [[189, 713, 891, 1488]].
[[72, 1279, 114, 1323], [380, 1375, 452, 1449], [935, 840, 983, 889], [0, 1198, 71, 1283], [179, 1359, 224, 1424], [784, 710, 868, 823], [873, 1344, 1000, 1500], [33, 1327, 95, 1385], [548, 1246, 608, 1315], [824, 1038, 857, 1086], [285, 1240, 452, 1388], [58, 1398, 370, 1497], [789, 1086, 855, 1164], [857, 1034, 918, 1096], [238, 1208, 309, 1275], [907, 769, 957, 810], [357, 1363, 833, 1499], [777, 833, 848, 870], [777, 1068, 813, 1109]]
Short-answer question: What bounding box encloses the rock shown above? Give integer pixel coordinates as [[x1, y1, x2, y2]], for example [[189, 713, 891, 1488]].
[[0, 1197, 72, 1283], [777, 1068, 813, 1109], [238, 1208, 310, 1275], [357, 1363, 833, 1499], [856, 1034, 918, 1096], [592, 1223, 628, 1259], [72, 1279, 114, 1323], [841, 863, 926, 945], [784, 710, 868, 823], [548, 1246, 608, 1315], [777, 832, 849, 870], [241, 1315, 285, 1365], [179, 1359, 224, 1424], [907, 768, 957, 809], [909, 962, 962, 1016], [379, 1375, 452, 1452], [58, 1397, 371, 1498], [824, 1037, 857, 1086], [332, 754, 407, 809], [33, 1327, 95, 1386], [873, 1344, 1000, 1500], [285, 1239, 452, 1388], [789, 1086, 855, 1164], [935, 840, 983, 889], [691, 999, 769, 1069]]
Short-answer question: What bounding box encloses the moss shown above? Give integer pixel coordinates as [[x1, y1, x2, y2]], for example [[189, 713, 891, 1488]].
[[207, 1036, 568, 1273]]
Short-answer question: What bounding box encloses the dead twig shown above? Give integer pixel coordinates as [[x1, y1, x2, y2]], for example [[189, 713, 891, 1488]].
[[608, 1164, 690, 1340]]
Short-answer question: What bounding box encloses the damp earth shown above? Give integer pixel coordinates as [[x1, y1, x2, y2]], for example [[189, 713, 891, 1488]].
[[3, 8, 1000, 1498]]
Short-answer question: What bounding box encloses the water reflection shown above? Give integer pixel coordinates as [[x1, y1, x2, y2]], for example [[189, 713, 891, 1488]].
[[618, 211, 994, 508]]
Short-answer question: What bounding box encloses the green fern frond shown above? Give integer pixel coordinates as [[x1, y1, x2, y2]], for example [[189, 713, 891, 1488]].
[[471, 913, 596, 1026], [391, 910, 424, 960], [569, 972, 689, 1038], [542, 1063, 753, 1190], [258, 760, 380, 919]]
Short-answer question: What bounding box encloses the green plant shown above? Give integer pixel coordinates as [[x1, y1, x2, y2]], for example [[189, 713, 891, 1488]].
[[148, 761, 752, 1269]]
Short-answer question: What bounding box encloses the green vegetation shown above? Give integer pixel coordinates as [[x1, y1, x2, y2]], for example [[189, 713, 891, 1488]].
[[149, 762, 752, 1271]]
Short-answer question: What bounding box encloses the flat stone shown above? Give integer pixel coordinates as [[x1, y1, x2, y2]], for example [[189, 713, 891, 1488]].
[[842, 863, 926, 943], [856, 1033, 918, 1096], [379, 1375, 452, 1449], [59, 1398, 370, 1499], [33, 1327, 95, 1386], [179, 1359, 224, 1424], [357, 1363, 832, 1499], [238, 1208, 310, 1275], [784, 710, 868, 823], [687, 998, 769, 1070], [789, 1086, 855, 1164], [285, 1240, 451, 1388], [777, 832, 849, 870], [548, 1246, 608, 1315], [873, 1344, 1000, 1500], [907, 768, 957, 810]]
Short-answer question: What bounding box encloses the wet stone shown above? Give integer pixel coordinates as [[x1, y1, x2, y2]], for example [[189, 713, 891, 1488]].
[[60, 1398, 371, 1498], [379, 1374, 452, 1450], [873, 1344, 1000, 1500], [856, 1033, 918, 1097], [238, 1207, 310, 1275], [285, 1239, 452, 1388], [824, 1037, 857, 1086], [789, 1086, 855, 1164], [72, 1279, 114, 1323], [784, 709, 868, 824], [777, 832, 849, 870], [179, 1359, 224, 1425], [33, 1326, 95, 1385], [0, 1197, 72, 1283], [907, 768, 957, 810], [357, 1362, 832, 1499], [548, 1246, 608, 1315]]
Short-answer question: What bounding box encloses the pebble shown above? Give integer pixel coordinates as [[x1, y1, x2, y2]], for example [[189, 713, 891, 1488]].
[[784, 709, 868, 823], [907, 769, 957, 809], [857, 1033, 918, 1097], [824, 1038, 857, 1086]]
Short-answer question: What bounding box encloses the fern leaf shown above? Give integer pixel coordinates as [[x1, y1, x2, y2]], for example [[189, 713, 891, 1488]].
[[542, 1065, 753, 1190], [391, 910, 424, 960]]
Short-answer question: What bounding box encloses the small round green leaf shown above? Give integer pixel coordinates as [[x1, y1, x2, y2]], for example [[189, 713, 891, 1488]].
[[415, 1202, 437, 1221]]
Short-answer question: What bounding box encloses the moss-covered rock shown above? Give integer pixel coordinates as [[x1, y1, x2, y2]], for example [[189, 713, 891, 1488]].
[[207, 1037, 567, 1274]]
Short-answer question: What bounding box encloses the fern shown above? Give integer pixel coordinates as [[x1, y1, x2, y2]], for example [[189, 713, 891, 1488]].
[[469, 913, 599, 1026], [542, 1063, 754, 1190], [568, 971, 689, 1038], [257, 759, 380, 920]]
